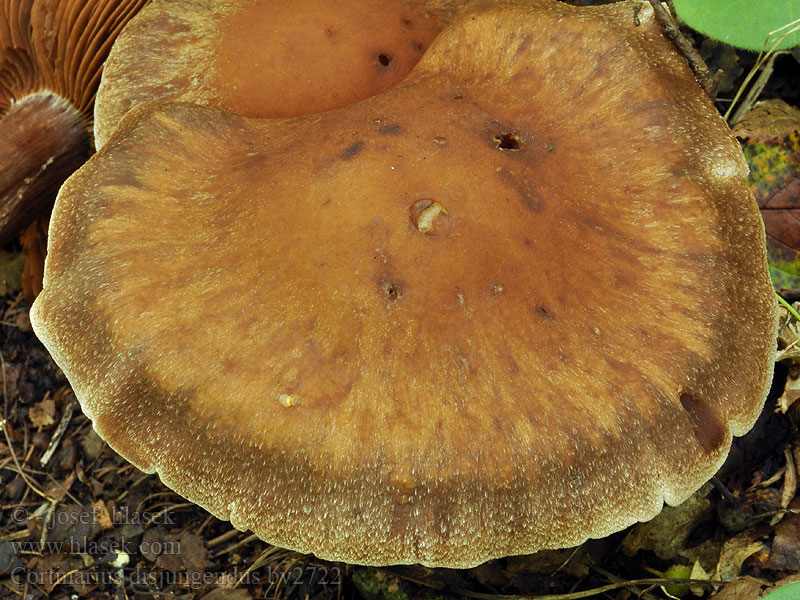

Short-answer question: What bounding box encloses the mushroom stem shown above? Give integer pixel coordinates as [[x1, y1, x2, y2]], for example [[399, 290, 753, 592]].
[[709, 476, 736, 505], [0, 92, 90, 246]]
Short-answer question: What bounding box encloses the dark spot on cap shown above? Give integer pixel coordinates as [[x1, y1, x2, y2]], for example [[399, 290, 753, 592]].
[[519, 190, 543, 212], [494, 132, 521, 150], [498, 171, 544, 213], [378, 53, 392, 67], [379, 124, 402, 135], [381, 280, 403, 302], [341, 141, 365, 160], [534, 305, 553, 321], [679, 390, 725, 452], [604, 356, 627, 373], [514, 35, 533, 57]]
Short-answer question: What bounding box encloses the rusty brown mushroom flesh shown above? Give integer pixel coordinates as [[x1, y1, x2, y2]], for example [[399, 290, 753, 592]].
[[0, 0, 148, 247], [93, 0, 458, 148], [31, 0, 777, 568]]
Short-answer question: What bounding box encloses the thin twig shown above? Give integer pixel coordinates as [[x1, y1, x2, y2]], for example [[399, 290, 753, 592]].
[[207, 527, 242, 549], [725, 18, 800, 123], [647, 0, 720, 99], [591, 565, 660, 600], [147, 502, 196, 524], [0, 529, 30, 543], [551, 545, 582, 576], [0, 352, 50, 501], [710, 476, 736, 505], [45, 473, 81, 505], [395, 572, 726, 600], [212, 533, 259, 558], [40, 400, 76, 466], [728, 52, 780, 126]]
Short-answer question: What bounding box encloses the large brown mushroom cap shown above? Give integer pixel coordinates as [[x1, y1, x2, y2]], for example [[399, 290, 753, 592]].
[[0, 0, 147, 245], [32, 0, 777, 568], [93, 0, 457, 148]]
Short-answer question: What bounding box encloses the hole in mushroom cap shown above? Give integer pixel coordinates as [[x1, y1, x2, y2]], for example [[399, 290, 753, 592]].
[[679, 390, 725, 452], [494, 132, 521, 150], [409, 199, 451, 236], [381, 280, 403, 301], [378, 53, 393, 67]]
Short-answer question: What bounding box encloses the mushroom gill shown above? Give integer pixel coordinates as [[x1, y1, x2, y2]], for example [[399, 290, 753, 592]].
[[0, 0, 148, 247]]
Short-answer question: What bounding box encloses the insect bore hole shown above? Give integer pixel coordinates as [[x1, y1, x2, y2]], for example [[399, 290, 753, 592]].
[[494, 132, 521, 150]]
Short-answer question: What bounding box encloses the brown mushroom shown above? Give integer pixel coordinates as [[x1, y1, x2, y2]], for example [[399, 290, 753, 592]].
[[93, 0, 457, 148], [0, 0, 147, 247], [31, 0, 777, 568]]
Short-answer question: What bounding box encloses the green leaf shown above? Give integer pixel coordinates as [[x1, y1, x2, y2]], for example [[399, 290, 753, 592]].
[[673, 0, 800, 51], [762, 581, 800, 600]]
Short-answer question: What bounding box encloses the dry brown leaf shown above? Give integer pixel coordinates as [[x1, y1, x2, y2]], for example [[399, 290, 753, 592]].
[[689, 559, 714, 597], [141, 529, 210, 575], [711, 576, 767, 600], [622, 484, 712, 560], [28, 396, 55, 428], [715, 533, 763, 582], [767, 506, 800, 572], [734, 100, 800, 141], [43, 471, 75, 503], [777, 376, 800, 413], [780, 447, 797, 512], [91, 500, 114, 531]]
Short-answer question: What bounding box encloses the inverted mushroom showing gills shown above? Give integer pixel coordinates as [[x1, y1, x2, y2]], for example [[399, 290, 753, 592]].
[[92, 0, 452, 148], [0, 0, 148, 246], [32, 0, 777, 568]]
